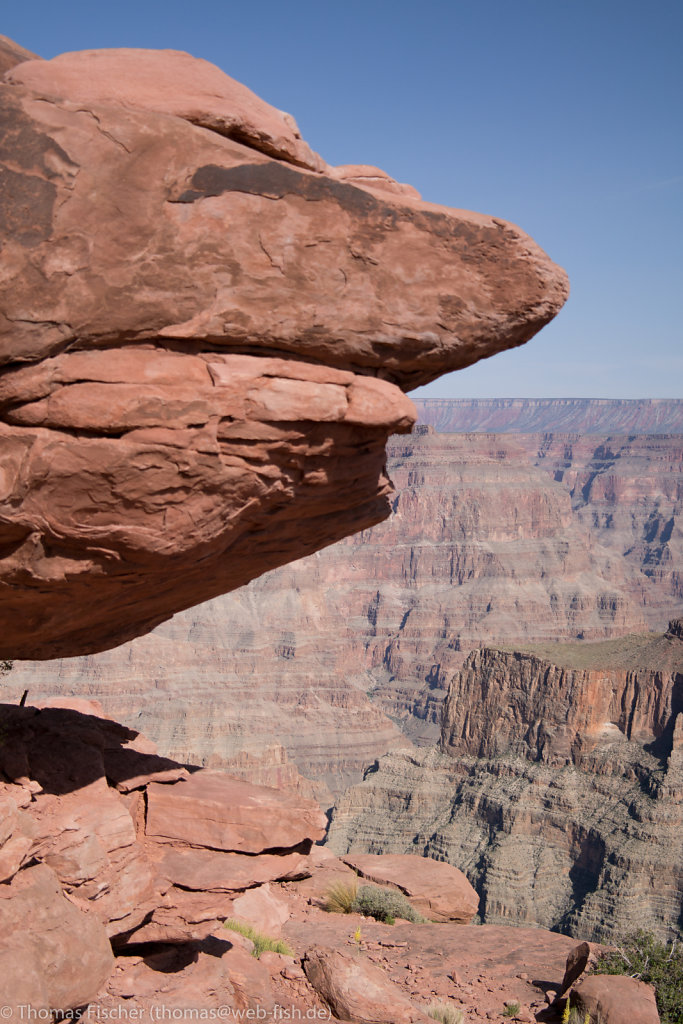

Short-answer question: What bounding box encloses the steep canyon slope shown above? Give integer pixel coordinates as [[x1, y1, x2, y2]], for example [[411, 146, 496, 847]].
[[328, 622, 683, 943], [6, 427, 683, 801]]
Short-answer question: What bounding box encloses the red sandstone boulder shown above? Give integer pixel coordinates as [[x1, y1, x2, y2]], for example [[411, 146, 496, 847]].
[[159, 846, 311, 891], [303, 948, 432, 1023], [571, 975, 660, 1024], [560, 940, 603, 996], [342, 852, 479, 922], [0, 863, 114, 1012], [231, 882, 291, 936], [145, 770, 326, 851], [0, 40, 568, 660]]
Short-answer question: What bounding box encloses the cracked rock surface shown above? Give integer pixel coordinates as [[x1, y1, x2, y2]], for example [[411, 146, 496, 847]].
[[0, 37, 568, 658]]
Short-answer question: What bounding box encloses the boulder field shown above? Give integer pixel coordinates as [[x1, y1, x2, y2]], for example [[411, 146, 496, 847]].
[[0, 35, 567, 659], [0, 699, 660, 1022]]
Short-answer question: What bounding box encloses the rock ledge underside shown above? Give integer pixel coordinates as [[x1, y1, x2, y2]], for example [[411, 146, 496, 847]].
[[0, 35, 567, 658]]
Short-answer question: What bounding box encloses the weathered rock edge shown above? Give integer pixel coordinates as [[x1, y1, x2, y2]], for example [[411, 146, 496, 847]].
[[0, 38, 568, 658]]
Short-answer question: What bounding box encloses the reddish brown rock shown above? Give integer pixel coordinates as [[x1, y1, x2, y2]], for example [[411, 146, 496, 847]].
[[0, 701, 331, 959], [571, 975, 660, 1024], [303, 948, 431, 1023], [342, 852, 479, 923], [231, 882, 291, 936], [441, 632, 683, 765], [0, 41, 567, 660], [0, 33, 37, 75], [0, 695, 596, 1024], [159, 846, 311, 891], [0, 863, 114, 1012], [560, 941, 603, 996], [145, 770, 326, 851]]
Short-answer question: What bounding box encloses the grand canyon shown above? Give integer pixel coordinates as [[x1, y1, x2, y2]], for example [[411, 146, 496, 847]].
[[0, 30, 679, 1024]]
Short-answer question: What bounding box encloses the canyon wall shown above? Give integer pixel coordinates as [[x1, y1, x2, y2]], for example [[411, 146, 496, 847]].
[[5, 428, 682, 801], [328, 623, 683, 942], [415, 397, 683, 433]]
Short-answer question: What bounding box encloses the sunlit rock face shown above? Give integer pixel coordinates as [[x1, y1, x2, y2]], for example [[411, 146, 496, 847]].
[[0, 38, 568, 659]]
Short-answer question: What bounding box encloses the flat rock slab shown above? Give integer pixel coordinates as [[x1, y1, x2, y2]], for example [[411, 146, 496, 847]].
[[145, 769, 327, 851], [285, 915, 577, 1024], [231, 882, 291, 937], [303, 948, 431, 1023], [342, 852, 479, 922], [160, 847, 311, 891]]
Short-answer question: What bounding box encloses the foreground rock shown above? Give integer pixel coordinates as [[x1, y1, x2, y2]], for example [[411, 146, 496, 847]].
[[559, 940, 602, 997], [341, 852, 479, 922], [0, 862, 114, 1012], [303, 949, 432, 1022], [570, 975, 660, 1024], [0, 699, 324, 1010], [1, 698, 626, 1021], [0, 41, 567, 660]]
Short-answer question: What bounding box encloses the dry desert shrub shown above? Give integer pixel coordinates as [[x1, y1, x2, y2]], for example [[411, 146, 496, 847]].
[[224, 918, 293, 959], [427, 1004, 465, 1024]]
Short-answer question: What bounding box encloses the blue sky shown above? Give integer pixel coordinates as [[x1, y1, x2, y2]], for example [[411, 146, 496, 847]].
[[3, 0, 681, 398]]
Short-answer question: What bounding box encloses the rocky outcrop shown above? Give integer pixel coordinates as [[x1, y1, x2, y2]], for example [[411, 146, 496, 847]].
[[415, 397, 683, 433], [328, 624, 683, 943], [2, 698, 599, 1023], [341, 853, 479, 923], [0, 41, 568, 660], [0, 697, 326, 1010]]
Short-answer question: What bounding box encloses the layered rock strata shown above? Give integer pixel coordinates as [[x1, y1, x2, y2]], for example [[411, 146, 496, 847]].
[[414, 397, 683, 434], [7, 429, 682, 799], [0, 39, 567, 659], [328, 623, 683, 943]]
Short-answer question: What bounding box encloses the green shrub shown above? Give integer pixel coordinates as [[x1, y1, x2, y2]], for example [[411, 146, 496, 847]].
[[324, 879, 358, 914], [353, 884, 425, 924], [427, 1004, 465, 1024], [502, 1004, 520, 1019], [590, 930, 683, 1024], [323, 880, 425, 924], [223, 918, 293, 959]]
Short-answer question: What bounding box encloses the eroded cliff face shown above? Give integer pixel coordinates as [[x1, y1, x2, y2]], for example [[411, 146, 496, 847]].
[[0, 40, 568, 660], [5, 428, 682, 799], [443, 631, 683, 763], [328, 623, 683, 942]]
